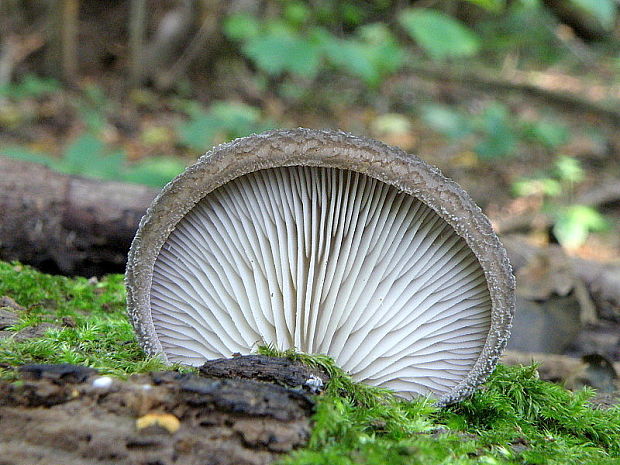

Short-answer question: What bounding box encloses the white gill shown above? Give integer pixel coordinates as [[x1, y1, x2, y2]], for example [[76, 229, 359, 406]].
[[150, 166, 492, 398]]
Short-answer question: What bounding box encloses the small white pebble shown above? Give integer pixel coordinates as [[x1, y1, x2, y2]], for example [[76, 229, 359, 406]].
[[304, 375, 324, 393], [140, 384, 153, 391], [92, 376, 114, 389]]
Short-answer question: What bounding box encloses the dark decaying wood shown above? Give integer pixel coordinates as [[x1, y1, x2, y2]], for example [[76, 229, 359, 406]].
[[0, 357, 321, 465], [0, 157, 157, 276], [199, 355, 329, 390]]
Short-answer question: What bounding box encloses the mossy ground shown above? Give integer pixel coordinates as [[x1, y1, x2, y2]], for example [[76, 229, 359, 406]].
[[0, 260, 168, 377], [1, 260, 619, 464]]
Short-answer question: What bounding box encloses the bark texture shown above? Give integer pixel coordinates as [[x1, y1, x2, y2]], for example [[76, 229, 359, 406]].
[[0, 157, 157, 276], [0, 357, 323, 465]]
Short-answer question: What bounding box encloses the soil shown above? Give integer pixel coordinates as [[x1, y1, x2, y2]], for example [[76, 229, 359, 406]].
[[0, 357, 326, 465]]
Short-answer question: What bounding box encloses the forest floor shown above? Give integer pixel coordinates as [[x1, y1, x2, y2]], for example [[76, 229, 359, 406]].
[[0, 254, 619, 464], [2, 46, 620, 464]]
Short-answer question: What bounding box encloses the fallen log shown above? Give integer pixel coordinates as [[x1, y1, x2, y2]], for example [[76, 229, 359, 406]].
[[0, 357, 324, 465], [0, 157, 157, 276]]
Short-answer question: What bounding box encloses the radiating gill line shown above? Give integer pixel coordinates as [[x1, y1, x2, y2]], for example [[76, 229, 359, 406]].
[[184, 206, 261, 341], [324, 174, 385, 359], [329, 181, 395, 361], [154, 280, 239, 351], [152, 257, 243, 343], [150, 166, 494, 397], [290, 168, 309, 347], [164, 224, 262, 346], [249, 170, 289, 346], [260, 168, 295, 346]]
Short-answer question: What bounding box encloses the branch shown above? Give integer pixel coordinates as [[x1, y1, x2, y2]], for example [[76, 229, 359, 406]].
[[407, 64, 620, 126], [0, 157, 157, 276]]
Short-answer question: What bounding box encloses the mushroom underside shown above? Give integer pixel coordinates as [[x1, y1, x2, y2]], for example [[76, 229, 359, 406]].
[[150, 166, 492, 398]]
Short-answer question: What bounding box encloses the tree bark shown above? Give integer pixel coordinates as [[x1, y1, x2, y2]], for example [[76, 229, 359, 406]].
[[0, 157, 157, 276], [0, 357, 322, 465]]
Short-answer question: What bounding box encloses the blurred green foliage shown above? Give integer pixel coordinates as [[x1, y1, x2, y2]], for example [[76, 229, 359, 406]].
[[0, 0, 616, 252], [0, 133, 185, 188], [225, 12, 404, 87], [399, 8, 481, 60], [0, 74, 60, 100], [177, 100, 274, 151], [223, 0, 510, 87], [0, 78, 277, 187], [513, 156, 609, 248], [421, 101, 571, 160]]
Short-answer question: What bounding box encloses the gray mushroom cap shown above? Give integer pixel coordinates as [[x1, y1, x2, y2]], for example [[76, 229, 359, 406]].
[[125, 128, 514, 405]]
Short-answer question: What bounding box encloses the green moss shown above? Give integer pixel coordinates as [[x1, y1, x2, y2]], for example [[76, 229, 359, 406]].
[[1, 261, 619, 464], [0, 260, 168, 377], [260, 348, 620, 465]]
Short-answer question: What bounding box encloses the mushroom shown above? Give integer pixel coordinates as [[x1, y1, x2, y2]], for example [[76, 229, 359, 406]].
[[126, 128, 514, 405]]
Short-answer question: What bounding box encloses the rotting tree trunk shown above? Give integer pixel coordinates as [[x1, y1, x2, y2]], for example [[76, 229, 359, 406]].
[[0, 356, 325, 465], [0, 157, 157, 276]]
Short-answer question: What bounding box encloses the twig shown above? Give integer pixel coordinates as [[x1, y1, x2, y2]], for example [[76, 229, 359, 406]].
[[156, 5, 219, 90], [407, 64, 620, 126], [129, 0, 147, 88], [0, 36, 17, 89], [61, 0, 79, 81], [0, 33, 45, 103]]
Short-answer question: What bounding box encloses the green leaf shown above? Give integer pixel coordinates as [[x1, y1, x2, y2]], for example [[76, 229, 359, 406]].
[[525, 120, 570, 149], [399, 8, 481, 60], [554, 205, 609, 249], [60, 133, 106, 174], [570, 0, 617, 31], [421, 104, 473, 140], [209, 101, 261, 129], [0, 74, 61, 100], [554, 156, 584, 183], [341, 2, 365, 26], [475, 103, 517, 159], [83, 150, 126, 180], [313, 23, 404, 87], [58, 133, 125, 180], [123, 157, 185, 187], [77, 104, 107, 133], [223, 13, 260, 41], [463, 0, 505, 12], [356, 24, 404, 84], [284, 1, 310, 26], [177, 101, 271, 151], [243, 30, 321, 77], [0, 147, 56, 167], [177, 110, 220, 151], [323, 37, 383, 86]]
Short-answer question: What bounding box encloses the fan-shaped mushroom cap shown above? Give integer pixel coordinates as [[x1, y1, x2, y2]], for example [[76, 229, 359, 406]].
[[126, 128, 514, 405]]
